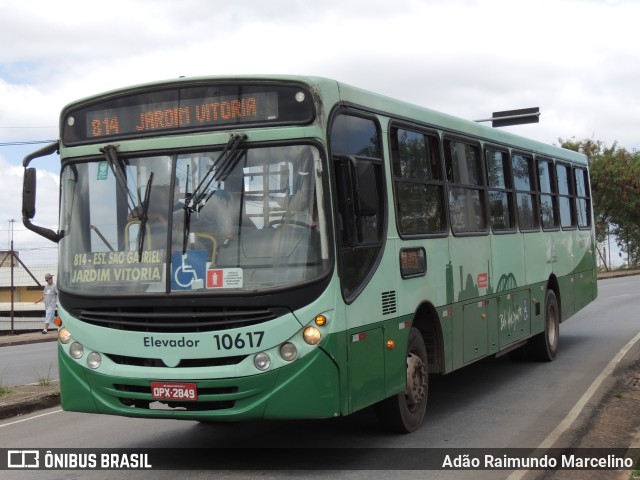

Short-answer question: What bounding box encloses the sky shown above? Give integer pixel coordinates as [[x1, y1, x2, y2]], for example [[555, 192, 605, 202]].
[[0, 0, 637, 264]]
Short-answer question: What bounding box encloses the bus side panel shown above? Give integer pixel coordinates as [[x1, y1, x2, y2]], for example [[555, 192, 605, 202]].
[[575, 270, 596, 313], [553, 229, 576, 320], [574, 229, 598, 313], [490, 233, 525, 295], [394, 237, 452, 372], [448, 235, 490, 369], [557, 274, 576, 320], [343, 241, 400, 413], [347, 325, 385, 413], [524, 232, 553, 288], [490, 232, 526, 350], [383, 314, 413, 395], [529, 282, 547, 334], [463, 300, 488, 363], [448, 236, 491, 303]]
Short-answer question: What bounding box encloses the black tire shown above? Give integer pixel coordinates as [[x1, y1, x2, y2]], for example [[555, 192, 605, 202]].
[[375, 327, 428, 433], [529, 289, 560, 362]]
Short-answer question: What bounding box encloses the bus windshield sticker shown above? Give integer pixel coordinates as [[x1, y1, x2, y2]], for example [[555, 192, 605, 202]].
[[171, 250, 206, 290], [207, 268, 243, 289], [96, 161, 109, 180]]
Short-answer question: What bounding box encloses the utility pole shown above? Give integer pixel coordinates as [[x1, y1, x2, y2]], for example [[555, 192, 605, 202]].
[[9, 219, 15, 335]]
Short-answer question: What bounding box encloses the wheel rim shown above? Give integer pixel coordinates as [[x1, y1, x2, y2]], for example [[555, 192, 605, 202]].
[[406, 352, 427, 410], [547, 302, 558, 348]]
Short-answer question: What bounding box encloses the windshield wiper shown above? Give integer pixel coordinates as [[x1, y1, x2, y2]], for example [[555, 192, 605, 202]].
[[100, 144, 137, 214], [182, 133, 246, 253], [137, 172, 154, 261], [182, 164, 192, 254], [187, 133, 247, 212]]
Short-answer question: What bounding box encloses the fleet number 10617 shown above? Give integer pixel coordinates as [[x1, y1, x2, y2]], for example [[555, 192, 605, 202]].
[[213, 331, 264, 351]]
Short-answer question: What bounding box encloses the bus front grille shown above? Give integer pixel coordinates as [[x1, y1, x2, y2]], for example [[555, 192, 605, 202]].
[[73, 306, 288, 333], [105, 353, 247, 368]]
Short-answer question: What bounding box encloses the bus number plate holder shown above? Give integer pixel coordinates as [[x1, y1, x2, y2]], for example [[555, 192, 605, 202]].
[[151, 382, 198, 401]]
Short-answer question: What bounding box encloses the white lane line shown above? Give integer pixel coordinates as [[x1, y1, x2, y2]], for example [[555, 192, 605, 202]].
[[506, 329, 640, 480], [0, 408, 63, 428]]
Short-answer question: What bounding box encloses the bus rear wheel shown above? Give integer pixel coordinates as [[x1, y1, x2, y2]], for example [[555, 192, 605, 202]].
[[529, 289, 560, 362], [375, 327, 428, 433]]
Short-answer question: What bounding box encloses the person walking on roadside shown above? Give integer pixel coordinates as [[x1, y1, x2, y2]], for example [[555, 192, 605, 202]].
[[34, 273, 58, 334]]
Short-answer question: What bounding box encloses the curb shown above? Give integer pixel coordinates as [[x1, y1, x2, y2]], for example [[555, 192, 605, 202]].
[[0, 336, 58, 348], [0, 332, 58, 348], [0, 393, 60, 421]]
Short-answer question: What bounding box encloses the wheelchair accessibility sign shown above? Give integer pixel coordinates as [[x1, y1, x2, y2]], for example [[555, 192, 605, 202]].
[[171, 251, 206, 290]]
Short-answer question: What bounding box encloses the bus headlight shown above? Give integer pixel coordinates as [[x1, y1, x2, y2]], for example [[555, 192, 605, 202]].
[[254, 352, 271, 371], [303, 326, 321, 345], [280, 342, 297, 361], [70, 342, 84, 359], [87, 352, 101, 369], [58, 328, 72, 344]]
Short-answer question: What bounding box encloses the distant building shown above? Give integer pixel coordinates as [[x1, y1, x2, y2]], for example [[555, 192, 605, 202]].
[[0, 250, 56, 304]]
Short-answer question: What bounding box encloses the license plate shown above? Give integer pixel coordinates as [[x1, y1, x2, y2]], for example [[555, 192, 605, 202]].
[[151, 382, 198, 401]]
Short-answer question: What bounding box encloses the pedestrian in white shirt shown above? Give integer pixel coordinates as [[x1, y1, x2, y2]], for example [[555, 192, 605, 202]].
[[34, 273, 58, 334]]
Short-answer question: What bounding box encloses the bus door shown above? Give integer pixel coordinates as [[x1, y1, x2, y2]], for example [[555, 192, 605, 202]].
[[332, 153, 392, 413]]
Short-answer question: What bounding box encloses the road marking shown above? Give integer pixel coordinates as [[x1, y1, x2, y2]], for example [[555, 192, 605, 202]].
[[0, 408, 62, 428], [507, 329, 640, 480]]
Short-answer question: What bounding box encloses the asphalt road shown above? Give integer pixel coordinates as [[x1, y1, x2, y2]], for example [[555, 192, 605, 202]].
[[1, 275, 639, 479], [0, 341, 58, 386]]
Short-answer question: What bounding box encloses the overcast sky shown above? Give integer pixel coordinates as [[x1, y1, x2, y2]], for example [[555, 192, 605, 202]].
[[0, 0, 637, 261]]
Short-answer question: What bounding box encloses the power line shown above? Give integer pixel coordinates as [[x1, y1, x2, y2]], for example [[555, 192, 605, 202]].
[[0, 140, 57, 147]]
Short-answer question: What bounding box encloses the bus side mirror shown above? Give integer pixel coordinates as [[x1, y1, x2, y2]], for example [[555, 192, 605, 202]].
[[23, 168, 37, 219], [21, 142, 61, 243]]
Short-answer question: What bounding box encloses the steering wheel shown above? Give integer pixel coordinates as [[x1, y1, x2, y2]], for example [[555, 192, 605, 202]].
[[267, 219, 312, 228]]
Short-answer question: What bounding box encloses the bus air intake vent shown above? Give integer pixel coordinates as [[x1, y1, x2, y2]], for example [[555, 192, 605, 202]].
[[74, 306, 288, 333], [381, 291, 397, 315], [105, 353, 247, 368]]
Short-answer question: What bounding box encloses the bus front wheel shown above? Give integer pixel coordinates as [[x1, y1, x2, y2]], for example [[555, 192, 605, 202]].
[[529, 289, 560, 362], [375, 327, 428, 433]]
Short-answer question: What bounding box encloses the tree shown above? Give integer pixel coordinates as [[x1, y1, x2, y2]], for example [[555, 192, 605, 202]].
[[560, 138, 640, 267]]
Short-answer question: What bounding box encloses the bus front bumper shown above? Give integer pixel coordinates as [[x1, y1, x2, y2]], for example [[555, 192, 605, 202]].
[[58, 344, 341, 421]]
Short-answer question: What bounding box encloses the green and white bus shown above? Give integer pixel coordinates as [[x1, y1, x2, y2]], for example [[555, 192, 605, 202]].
[[22, 76, 597, 432]]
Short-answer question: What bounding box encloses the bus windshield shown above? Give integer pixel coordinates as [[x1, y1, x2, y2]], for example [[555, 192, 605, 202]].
[[58, 144, 330, 295]]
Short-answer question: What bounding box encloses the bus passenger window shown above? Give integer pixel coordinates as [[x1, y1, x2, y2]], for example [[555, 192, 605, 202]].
[[575, 167, 591, 228], [538, 159, 559, 230], [512, 153, 539, 231], [391, 127, 446, 235], [485, 148, 515, 231], [444, 139, 486, 234], [556, 163, 575, 228]]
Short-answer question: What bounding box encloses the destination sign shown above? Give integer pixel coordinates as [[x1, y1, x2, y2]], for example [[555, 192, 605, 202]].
[[70, 249, 164, 285], [62, 83, 315, 145]]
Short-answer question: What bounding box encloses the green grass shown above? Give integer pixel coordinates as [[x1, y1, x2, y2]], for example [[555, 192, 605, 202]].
[[0, 381, 15, 397], [33, 361, 55, 387], [0, 367, 15, 397]]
